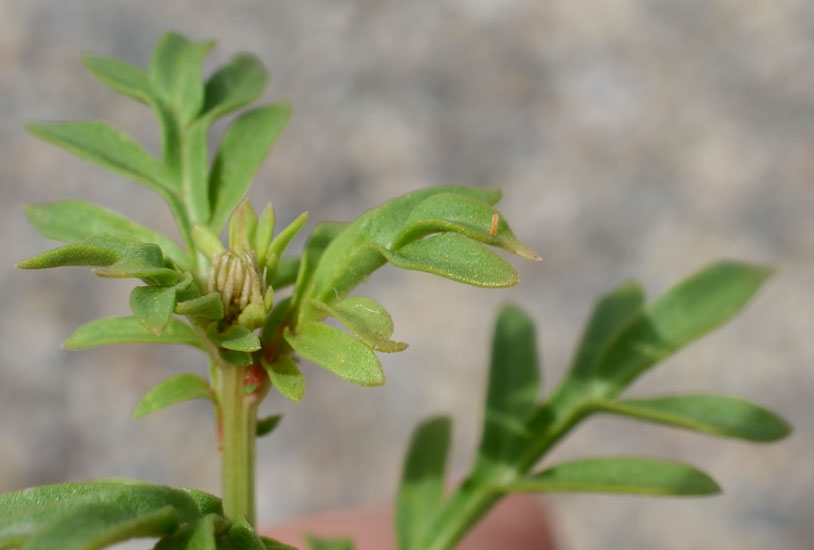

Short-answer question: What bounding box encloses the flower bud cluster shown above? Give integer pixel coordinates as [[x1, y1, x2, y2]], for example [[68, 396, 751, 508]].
[[207, 250, 265, 321]]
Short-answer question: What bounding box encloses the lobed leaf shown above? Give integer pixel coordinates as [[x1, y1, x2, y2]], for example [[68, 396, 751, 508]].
[[474, 304, 540, 476], [133, 374, 214, 419], [593, 262, 773, 393], [502, 456, 721, 496], [284, 323, 385, 386], [131, 286, 178, 334], [27, 121, 175, 194], [396, 417, 452, 550], [208, 103, 292, 233], [24, 200, 189, 269], [262, 357, 305, 402], [309, 297, 406, 353], [588, 394, 791, 442], [82, 54, 156, 106], [65, 316, 204, 350]]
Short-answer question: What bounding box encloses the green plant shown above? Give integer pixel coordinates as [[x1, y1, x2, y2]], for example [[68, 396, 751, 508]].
[[1, 32, 789, 550]]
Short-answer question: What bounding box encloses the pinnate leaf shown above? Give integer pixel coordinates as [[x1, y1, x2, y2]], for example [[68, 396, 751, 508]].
[[262, 356, 305, 402], [24, 200, 189, 269], [27, 121, 175, 193], [503, 456, 720, 496], [284, 323, 385, 386], [133, 374, 213, 419], [588, 394, 791, 442], [208, 103, 291, 233], [310, 297, 406, 353], [65, 316, 204, 350], [396, 417, 451, 550]]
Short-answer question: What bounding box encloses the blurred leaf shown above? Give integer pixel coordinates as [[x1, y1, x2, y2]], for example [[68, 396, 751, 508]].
[[203, 53, 268, 120], [133, 373, 214, 419], [382, 233, 518, 288], [82, 54, 155, 106], [207, 325, 261, 352], [176, 488, 224, 518], [176, 293, 225, 320], [310, 297, 406, 353], [594, 262, 773, 392], [131, 286, 177, 334], [502, 456, 720, 496], [218, 349, 254, 367], [260, 535, 299, 550], [24, 200, 189, 269], [223, 517, 266, 550], [254, 203, 275, 266], [229, 199, 258, 254], [284, 323, 384, 386], [208, 104, 291, 233], [183, 514, 219, 550], [256, 415, 282, 437], [192, 223, 226, 260], [65, 316, 204, 350], [588, 394, 791, 442], [27, 121, 175, 193], [266, 211, 308, 273], [270, 258, 300, 289], [262, 356, 305, 402], [393, 193, 539, 260], [474, 304, 539, 476], [305, 535, 353, 550], [149, 32, 214, 124], [396, 417, 451, 550], [290, 222, 347, 311]]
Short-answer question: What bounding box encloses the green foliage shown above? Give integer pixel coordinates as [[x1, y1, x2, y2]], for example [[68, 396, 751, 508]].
[[133, 374, 214, 419], [304, 535, 353, 550], [396, 262, 790, 550]]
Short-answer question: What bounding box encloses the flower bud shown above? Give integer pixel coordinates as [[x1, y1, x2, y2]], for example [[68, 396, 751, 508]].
[[207, 250, 266, 323]]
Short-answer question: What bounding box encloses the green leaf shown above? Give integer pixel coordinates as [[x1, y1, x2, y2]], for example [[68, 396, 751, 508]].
[[82, 54, 156, 106], [17, 242, 122, 269], [382, 233, 519, 288], [208, 103, 292, 233], [192, 223, 226, 260], [503, 456, 721, 496], [396, 416, 451, 550], [229, 199, 258, 254], [393, 192, 539, 260], [131, 285, 178, 334], [305, 535, 353, 550], [309, 297, 406, 353], [24, 200, 189, 269], [284, 323, 385, 386], [203, 53, 268, 120], [254, 203, 276, 266], [176, 293, 225, 320], [474, 304, 539, 475], [207, 325, 261, 352], [256, 415, 282, 437], [65, 316, 204, 350], [266, 211, 308, 273], [93, 242, 181, 285], [594, 262, 773, 392], [184, 514, 219, 550], [223, 517, 266, 550], [133, 373, 214, 419], [0, 481, 200, 548], [149, 32, 214, 124], [262, 356, 305, 402], [270, 258, 300, 289], [290, 222, 347, 310], [176, 488, 224, 518], [588, 394, 791, 442], [260, 535, 299, 550], [568, 281, 645, 381], [26, 121, 175, 193]]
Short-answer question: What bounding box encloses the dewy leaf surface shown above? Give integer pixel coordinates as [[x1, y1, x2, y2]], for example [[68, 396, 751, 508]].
[[593, 262, 773, 392], [396, 416, 451, 550], [309, 297, 406, 352], [504, 456, 721, 496], [133, 373, 214, 419], [589, 394, 791, 442], [208, 103, 291, 233], [284, 323, 385, 386], [24, 200, 189, 269], [27, 121, 175, 193], [474, 304, 540, 475], [65, 316, 204, 350]]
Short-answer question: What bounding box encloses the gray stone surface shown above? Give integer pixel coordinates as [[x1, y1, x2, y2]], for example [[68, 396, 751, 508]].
[[1, 1, 812, 548]]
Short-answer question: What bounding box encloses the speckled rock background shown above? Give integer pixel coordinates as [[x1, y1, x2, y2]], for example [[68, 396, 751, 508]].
[[1, 1, 812, 549]]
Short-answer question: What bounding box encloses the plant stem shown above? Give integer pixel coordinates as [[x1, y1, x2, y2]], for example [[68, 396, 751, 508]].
[[219, 363, 258, 525]]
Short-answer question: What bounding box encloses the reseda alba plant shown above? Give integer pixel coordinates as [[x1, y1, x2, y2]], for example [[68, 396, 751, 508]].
[[1, 31, 790, 550]]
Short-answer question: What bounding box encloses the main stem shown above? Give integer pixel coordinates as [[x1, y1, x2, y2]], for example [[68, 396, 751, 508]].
[[219, 364, 258, 525]]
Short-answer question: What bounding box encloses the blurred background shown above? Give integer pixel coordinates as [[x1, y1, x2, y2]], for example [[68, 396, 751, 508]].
[[1, 1, 812, 548]]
